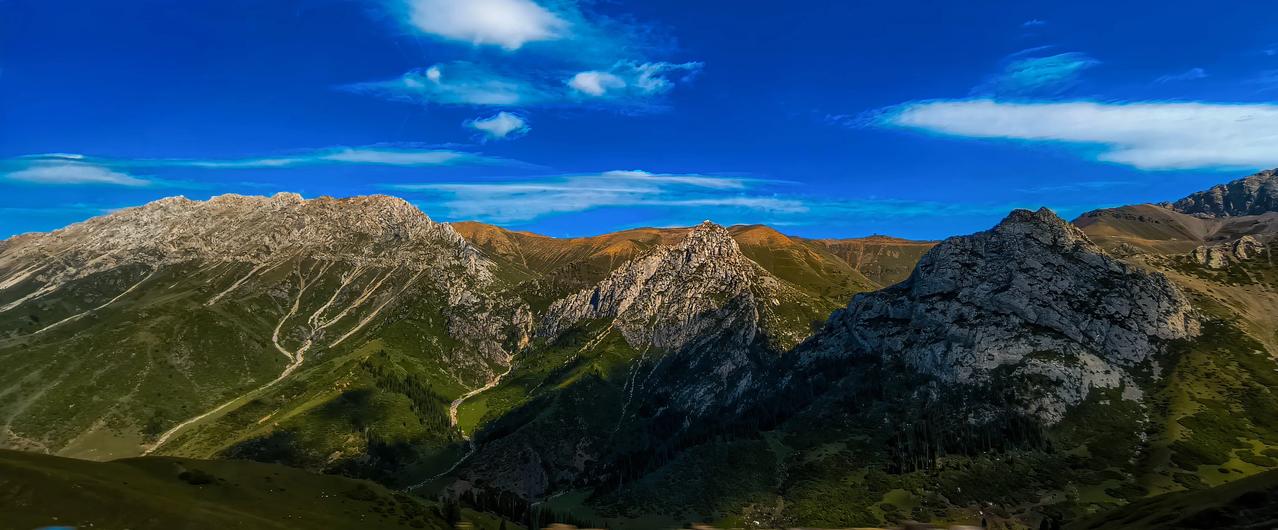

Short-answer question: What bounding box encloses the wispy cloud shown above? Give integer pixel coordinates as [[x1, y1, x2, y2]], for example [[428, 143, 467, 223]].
[[973, 52, 1100, 96], [1022, 19, 1047, 28], [1155, 67, 1207, 84], [344, 62, 550, 107], [3, 163, 151, 187], [1016, 181, 1133, 194], [881, 99, 1278, 170], [12, 146, 507, 171], [466, 111, 531, 140], [390, 170, 799, 222], [386, 168, 1057, 229], [567, 62, 703, 99], [348, 60, 702, 110]]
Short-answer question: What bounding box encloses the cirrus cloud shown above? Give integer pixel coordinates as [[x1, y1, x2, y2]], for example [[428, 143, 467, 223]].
[[4, 163, 150, 187], [882, 99, 1278, 170], [567, 62, 703, 99], [974, 52, 1099, 96], [344, 62, 549, 107], [13, 146, 506, 171], [348, 60, 702, 110], [1155, 67, 1208, 84], [389, 169, 801, 222]]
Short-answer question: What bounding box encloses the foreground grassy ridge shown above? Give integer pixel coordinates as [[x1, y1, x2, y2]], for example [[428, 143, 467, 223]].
[[0, 261, 290, 457], [1067, 467, 1278, 530], [0, 449, 462, 530]]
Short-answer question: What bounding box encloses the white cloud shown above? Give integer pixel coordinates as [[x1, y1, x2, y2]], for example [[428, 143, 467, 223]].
[[317, 148, 469, 165], [568, 71, 626, 96], [392, 170, 794, 222], [351, 61, 702, 109], [466, 111, 530, 140], [157, 147, 475, 168], [9, 147, 499, 172], [885, 99, 1278, 170], [399, 0, 568, 50], [348, 62, 546, 106], [600, 169, 746, 189], [567, 62, 703, 99], [4, 163, 150, 187]]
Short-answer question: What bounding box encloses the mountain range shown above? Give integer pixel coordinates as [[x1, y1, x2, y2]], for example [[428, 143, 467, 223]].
[[2, 168, 1278, 529]]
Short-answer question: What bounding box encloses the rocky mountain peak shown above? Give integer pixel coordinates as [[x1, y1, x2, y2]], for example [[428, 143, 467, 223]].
[[802, 206, 1200, 422], [1171, 168, 1278, 218], [676, 220, 740, 259], [993, 207, 1092, 249], [538, 221, 759, 351], [0, 194, 496, 301]]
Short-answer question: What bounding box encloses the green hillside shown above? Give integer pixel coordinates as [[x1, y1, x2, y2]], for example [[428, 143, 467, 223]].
[[1068, 467, 1278, 530], [0, 448, 501, 530]]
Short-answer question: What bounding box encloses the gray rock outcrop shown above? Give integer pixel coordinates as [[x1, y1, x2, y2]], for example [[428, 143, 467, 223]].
[[800, 208, 1199, 422], [1172, 168, 1278, 218], [1190, 235, 1267, 269]]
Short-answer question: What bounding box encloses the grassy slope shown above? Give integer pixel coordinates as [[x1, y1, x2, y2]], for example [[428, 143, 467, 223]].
[[0, 449, 466, 530], [1067, 467, 1278, 530], [0, 261, 289, 458], [0, 253, 508, 485], [729, 225, 878, 305], [797, 235, 936, 288], [158, 290, 488, 484], [455, 221, 882, 307], [1075, 204, 1278, 255]]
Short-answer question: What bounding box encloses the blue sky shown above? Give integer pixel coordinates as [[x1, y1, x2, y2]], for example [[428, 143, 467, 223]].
[[3, 0, 1277, 240]]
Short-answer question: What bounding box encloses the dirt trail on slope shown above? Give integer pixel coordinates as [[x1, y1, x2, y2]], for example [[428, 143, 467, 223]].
[[408, 363, 515, 491], [448, 363, 514, 434]]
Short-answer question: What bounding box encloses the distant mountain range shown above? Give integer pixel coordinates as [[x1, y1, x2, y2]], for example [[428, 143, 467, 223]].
[[2, 169, 1277, 530]]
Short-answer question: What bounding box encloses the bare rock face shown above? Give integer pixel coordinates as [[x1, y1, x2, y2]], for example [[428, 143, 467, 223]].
[[1172, 168, 1278, 218], [0, 192, 490, 287], [800, 208, 1200, 422], [1190, 235, 1267, 269], [457, 222, 817, 499], [539, 221, 762, 353], [536, 221, 816, 415], [1234, 235, 1267, 260]]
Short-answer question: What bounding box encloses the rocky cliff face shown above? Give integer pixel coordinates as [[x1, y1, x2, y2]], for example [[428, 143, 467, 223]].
[[0, 193, 490, 298], [1190, 235, 1267, 269], [541, 221, 762, 352], [450, 223, 846, 499], [537, 221, 833, 412], [1172, 168, 1278, 218], [799, 208, 1200, 422]]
